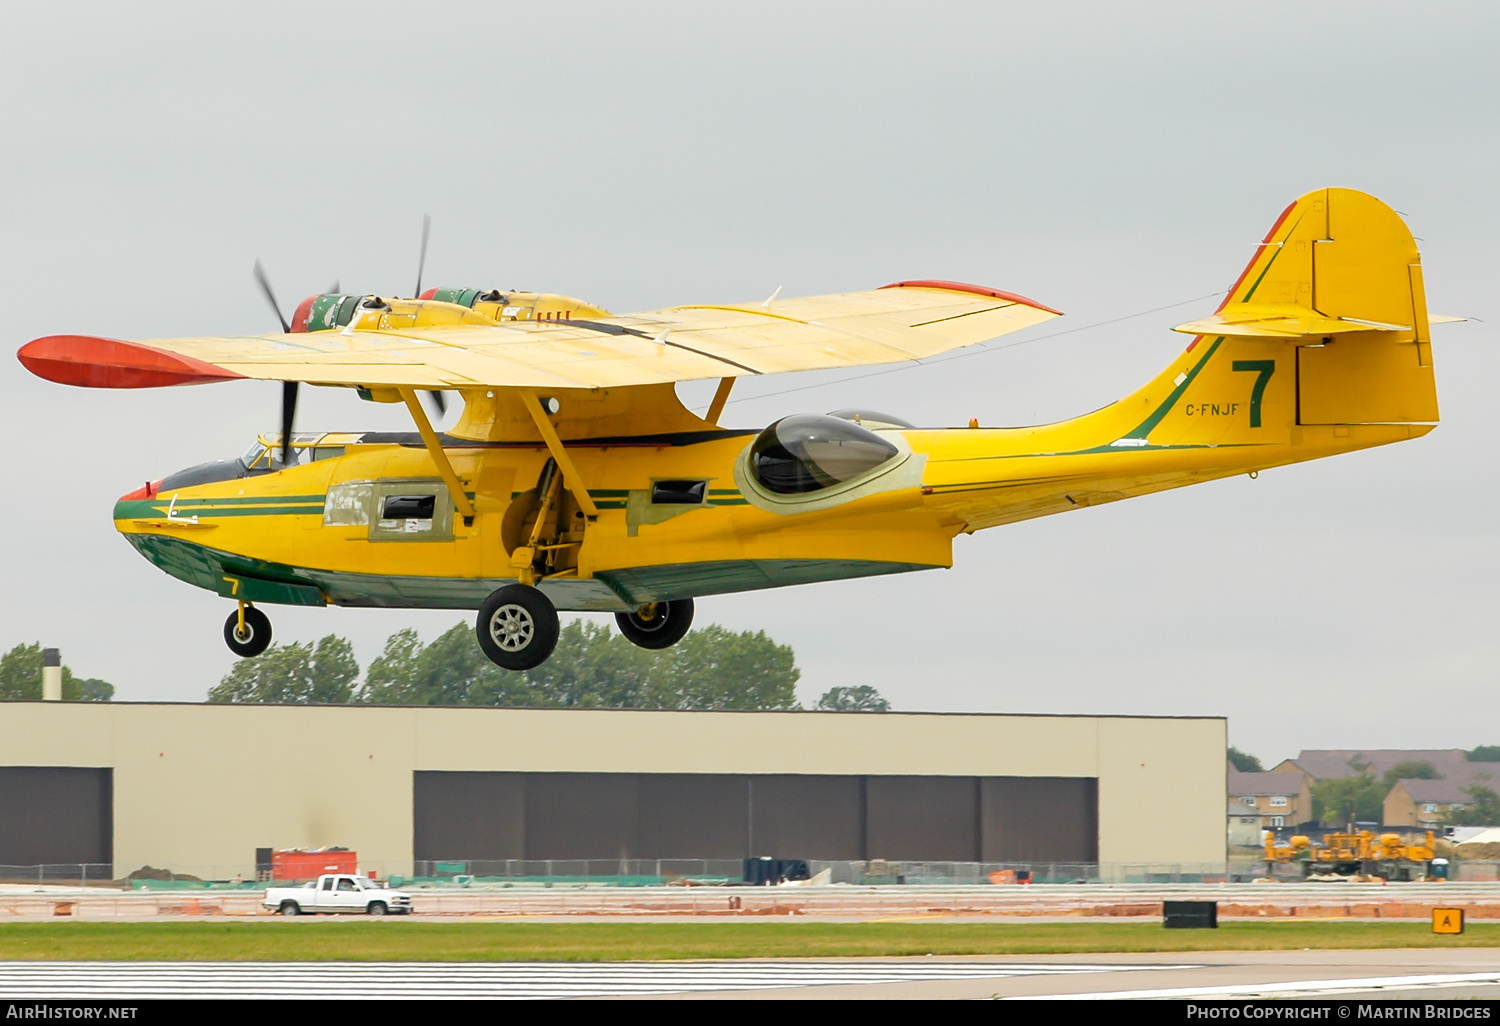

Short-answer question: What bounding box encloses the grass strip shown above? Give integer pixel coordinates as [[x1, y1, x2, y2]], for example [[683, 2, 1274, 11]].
[[0, 921, 1495, 962]]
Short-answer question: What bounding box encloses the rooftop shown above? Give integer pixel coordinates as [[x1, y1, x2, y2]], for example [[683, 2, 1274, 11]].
[[1228, 770, 1307, 797], [1396, 777, 1498, 804], [1282, 750, 1471, 780]]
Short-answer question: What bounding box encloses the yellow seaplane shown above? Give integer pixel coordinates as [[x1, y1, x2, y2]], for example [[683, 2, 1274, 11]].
[[19, 188, 1449, 670]]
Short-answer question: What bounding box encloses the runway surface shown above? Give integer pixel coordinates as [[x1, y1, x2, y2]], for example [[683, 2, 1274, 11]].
[[0, 960, 1178, 999], [1, 951, 1496, 999]]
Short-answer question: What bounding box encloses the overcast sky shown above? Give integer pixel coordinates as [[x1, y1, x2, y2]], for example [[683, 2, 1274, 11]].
[[3, 2, 1496, 764]]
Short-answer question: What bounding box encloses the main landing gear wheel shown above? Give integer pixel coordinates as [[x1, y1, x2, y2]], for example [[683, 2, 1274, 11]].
[[477, 584, 559, 671], [615, 598, 694, 650], [223, 606, 272, 657]]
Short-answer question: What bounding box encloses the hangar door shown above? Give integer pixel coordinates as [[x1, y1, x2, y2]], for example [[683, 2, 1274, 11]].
[[0, 767, 112, 870], [414, 772, 1095, 863]]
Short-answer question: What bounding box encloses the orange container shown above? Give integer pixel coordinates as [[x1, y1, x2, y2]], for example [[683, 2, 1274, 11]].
[[271, 849, 357, 881]]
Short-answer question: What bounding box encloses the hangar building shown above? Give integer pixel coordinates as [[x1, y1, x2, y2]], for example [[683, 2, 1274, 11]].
[[0, 703, 1226, 876]]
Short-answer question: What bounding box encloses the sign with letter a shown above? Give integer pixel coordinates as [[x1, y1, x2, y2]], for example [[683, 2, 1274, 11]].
[[1432, 907, 1465, 934]]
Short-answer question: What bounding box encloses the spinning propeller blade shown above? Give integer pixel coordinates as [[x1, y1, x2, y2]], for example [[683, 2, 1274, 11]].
[[253, 261, 300, 464], [414, 213, 430, 298], [280, 380, 298, 468], [252, 260, 291, 334], [411, 215, 446, 419]]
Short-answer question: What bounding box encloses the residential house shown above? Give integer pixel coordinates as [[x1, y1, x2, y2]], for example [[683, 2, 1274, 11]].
[[1277, 749, 1498, 828], [1386, 776, 1498, 828], [1272, 749, 1471, 782], [1228, 769, 1312, 830]]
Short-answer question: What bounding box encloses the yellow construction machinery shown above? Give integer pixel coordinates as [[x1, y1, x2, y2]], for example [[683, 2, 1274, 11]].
[[1265, 830, 1437, 879]]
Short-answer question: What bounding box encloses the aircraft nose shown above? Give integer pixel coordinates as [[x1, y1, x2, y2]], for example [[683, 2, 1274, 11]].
[[119, 479, 162, 501]]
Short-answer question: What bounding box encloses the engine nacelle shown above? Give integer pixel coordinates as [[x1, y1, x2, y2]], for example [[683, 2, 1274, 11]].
[[289, 293, 498, 333], [287, 288, 615, 334], [419, 287, 612, 322], [291, 293, 364, 332]]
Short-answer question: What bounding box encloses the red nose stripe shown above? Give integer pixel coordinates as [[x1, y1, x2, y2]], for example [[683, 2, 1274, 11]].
[[18, 335, 245, 388], [879, 280, 1063, 317]]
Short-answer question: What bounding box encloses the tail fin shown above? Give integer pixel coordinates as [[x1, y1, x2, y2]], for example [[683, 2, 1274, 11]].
[[1173, 187, 1438, 425]]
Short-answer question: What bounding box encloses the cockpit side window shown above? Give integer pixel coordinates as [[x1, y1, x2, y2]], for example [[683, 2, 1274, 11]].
[[269, 448, 312, 471], [240, 442, 269, 470], [749, 415, 899, 494]]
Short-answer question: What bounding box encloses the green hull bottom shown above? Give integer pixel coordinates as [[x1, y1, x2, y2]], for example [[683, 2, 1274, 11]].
[[124, 533, 941, 611]]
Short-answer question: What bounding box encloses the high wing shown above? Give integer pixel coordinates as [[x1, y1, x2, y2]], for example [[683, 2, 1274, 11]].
[[20, 281, 1059, 390]]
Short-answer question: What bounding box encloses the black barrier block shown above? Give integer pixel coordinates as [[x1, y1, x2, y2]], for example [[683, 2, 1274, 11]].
[[1163, 900, 1218, 928], [777, 859, 810, 882], [743, 857, 774, 885]]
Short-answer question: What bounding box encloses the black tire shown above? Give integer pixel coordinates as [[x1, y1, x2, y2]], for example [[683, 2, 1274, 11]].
[[279, 901, 300, 916], [224, 607, 272, 657], [476, 585, 559, 670], [367, 901, 387, 917], [615, 598, 694, 650]]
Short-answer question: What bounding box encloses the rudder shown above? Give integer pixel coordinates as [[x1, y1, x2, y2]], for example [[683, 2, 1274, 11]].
[[1175, 188, 1438, 426]]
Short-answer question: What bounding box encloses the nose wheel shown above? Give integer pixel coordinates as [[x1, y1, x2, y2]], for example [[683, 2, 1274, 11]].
[[477, 584, 560, 670], [223, 604, 272, 658], [615, 598, 694, 650]]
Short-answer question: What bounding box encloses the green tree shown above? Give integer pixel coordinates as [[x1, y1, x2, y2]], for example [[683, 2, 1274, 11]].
[[1311, 773, 1385, 826], [816, 686, 890, 712], [208, 635, 358, 704], [0, 643, 113, 701], [1382, 760, 1441, 789], [1469, 746, 1500, 762], [1227, 746, 1263, 772], [1443, 785, 1500, 827], [359, 628, 425, 704], [359, 620, 800, 711], [644, 625, 799, 711], [357, 623, 544, 707], [513, 621, 654, 708]]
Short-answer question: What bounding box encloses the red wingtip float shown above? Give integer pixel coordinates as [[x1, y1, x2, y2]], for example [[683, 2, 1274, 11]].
[[18, 336, 246, 389]]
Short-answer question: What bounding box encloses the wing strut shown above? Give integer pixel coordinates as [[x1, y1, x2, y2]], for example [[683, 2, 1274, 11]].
[[518, 391, 600, 519], [704, 377, 735, 426], [397, 387, 477, 524]]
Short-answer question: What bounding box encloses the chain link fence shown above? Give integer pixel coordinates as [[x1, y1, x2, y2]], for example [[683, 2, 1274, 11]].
[[6, 859, 1497, 890]]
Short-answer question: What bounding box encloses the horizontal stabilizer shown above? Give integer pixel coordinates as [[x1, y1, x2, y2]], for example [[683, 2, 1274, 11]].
[[1430, 314, 1468, 325], [1173, 306, 1407, 339]]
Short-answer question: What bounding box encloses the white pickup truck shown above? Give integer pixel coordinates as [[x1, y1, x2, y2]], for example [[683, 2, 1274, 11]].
[[263, 873, 413, 916]]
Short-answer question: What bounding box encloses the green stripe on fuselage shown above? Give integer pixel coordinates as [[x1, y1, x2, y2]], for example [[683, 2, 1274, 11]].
[[115, 496, 325, 519]]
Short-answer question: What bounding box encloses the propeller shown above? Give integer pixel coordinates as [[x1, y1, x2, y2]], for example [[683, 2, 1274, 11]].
[[253, 260, 298, 466], [414, 213, 430, 298], [253, 260, 291, 334], [412, 214, 448, 421]]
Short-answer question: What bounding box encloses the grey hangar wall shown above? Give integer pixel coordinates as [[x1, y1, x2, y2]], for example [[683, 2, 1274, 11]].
[[0, 703, 1227, 874], [413, 772, 1098, 863]]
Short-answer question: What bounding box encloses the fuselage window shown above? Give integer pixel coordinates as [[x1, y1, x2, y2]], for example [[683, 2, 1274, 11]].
[[382, 495, 436, 520], [749, 415, 899, 494], [651, 480, 707, 505]]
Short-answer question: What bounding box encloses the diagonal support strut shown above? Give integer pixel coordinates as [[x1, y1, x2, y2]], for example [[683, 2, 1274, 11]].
[[518, 391, 599, 518], [704, 376, 735, 426], [397, 386, 477, 523]]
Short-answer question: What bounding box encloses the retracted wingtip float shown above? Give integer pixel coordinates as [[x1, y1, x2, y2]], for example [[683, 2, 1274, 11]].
[[16, 187, 1455, 670]]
